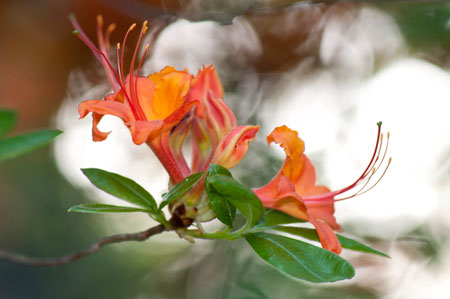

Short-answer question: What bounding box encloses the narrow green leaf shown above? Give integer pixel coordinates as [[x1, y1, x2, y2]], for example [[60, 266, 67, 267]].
[[273, 226, 389, 258], [256, 209, 305, 228], [0, 130, 62, 161], [0, 110, 16, 138], [68, 203, 151, 213], [245, 232, 355, 283], [206, 164, 236, 227], [82, 168, 158, 212], [159, 171, 205, 210], [208, 175, 264, 226]]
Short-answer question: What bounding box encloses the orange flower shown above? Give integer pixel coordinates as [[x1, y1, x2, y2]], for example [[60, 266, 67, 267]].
[[72, 16, 197, 183], [255, 124, 390, 254], [72, 16, 258, 186], [72, 16, 260, 227]]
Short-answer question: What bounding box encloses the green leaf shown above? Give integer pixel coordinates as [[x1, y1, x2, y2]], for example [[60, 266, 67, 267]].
[[255, 209, 305, 228], [0, 110, 16, 139], [208, 175, 264, 226], [207, 191, 236, 227], [82, 168, 158, 212], [207, 163, 232, 177], [68, 203, 152, 213], [159, 171, 205, 210], [206, 164, 236, 227], [245, 232, 355, 283], [0, 129, 62, 161], [273, 226, 390, 258]]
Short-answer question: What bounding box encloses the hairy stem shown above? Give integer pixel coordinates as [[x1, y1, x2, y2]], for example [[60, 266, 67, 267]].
[[0, 224, 166, 267]]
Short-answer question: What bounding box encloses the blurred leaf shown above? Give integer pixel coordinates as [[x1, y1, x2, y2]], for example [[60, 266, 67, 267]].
[[159, 171, 205, 210], [389, 3, 450, 48], [0, 130, 62, 161], [274, 226, 390, 258], [0, 110, 16, 138], [255, 209, 305, 228], [206, 164, 236, 227], [68, 203, 152, 213], [208, 175, 264, 226], [245, 232, 355, 283], [82, 168, 158, 212]]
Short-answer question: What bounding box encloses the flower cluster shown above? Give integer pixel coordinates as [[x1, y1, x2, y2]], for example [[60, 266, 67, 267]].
[[72, 16, 389, 254]]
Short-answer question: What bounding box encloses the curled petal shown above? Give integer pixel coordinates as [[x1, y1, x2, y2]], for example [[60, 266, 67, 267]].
[[268, 125, 306, 181], [79, 99, 134, 121], [79, 99, 134, 142], [92, 112, 110, 141], [186, 66, 236, 147], [191, 119, 212, 172], [206, 94, 237, 142], [308, 217, 342, 254], [169, 116, 193, 174], [126, 120, 163, 145], [212, 125, 259, 169]]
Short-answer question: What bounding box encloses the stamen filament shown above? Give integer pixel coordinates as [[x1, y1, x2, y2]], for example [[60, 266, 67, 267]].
[[74, 32, 138, 118], [354, 157, 391, 197]]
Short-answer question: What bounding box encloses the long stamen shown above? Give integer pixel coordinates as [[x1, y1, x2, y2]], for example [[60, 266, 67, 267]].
[[120, 23, 136, 87], [136, 44, 150, 79], [365, 132, 383, 177], [334, 168, 376, 201], [72, 18, 139, 118], [335, 129, 391, 201], [105, 23, 116, 49], [96, 15, 104, 50], [95, 15, 120, 92], [133, 43, 150, 119], [129, 21, 149, 121], [355, 157, 392, 196], [304, 122, 382, 200]]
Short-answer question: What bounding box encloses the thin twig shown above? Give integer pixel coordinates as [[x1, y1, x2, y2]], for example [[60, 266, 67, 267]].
[[0, 224, 166, 267]]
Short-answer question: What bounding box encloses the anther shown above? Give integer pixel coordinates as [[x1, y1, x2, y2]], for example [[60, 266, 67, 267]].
[[96, 15, 103, 27], [107, 23, 116, 33]]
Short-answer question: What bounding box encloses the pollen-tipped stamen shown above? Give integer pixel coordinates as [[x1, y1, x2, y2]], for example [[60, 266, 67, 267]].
[[72, 17, 139, 117], [334, 130, 390, 201], [119, 23, 136, 87], [303, 123, 385, 202], [129, 21, 149, 121]]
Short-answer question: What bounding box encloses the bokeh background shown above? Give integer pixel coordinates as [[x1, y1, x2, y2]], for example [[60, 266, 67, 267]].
[[1, 0, 450, 298]]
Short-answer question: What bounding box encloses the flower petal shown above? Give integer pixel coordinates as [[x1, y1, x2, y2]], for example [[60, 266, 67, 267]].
[[308, 217, 342, 254], [79, 99, 134, 121], [91, 112, 110, 141], [163, 101, 198, 130], [126, 120, 164, 145], [186, 65, 224, 117], [268, 125, 306, 181], [79, 99, 134, 142], [148, 66, 192, 120], [212, 125, 259, 169]]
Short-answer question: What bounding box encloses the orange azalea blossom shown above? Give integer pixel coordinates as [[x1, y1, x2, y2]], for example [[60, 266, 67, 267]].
[[254, 124, 390, 254], [72, 17, 258, 223]]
